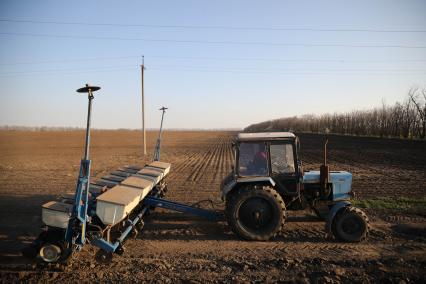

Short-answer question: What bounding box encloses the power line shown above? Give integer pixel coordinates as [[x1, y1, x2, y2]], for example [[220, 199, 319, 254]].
[[0, 65, 137, 76], [0, 56, 138, 66], [1, 55, 426, 66], [1, 32, 425, 49], [1, 68, 422, 78], [149, 67, 426, 76], [0, 67, 136, 78], [1, 18, 425, 33], [152, 64, 426, 72], [149, 55, 426, 63], [1, 64, 425, 77]]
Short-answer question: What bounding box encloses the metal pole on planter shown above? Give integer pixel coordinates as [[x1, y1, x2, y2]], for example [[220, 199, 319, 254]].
[[66, 84, 101, 247], [153, 106, 167, 161], [81, 85, 97, 160], [141, 56, 147, 156]]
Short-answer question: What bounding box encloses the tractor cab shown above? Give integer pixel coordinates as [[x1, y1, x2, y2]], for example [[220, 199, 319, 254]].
[[236, 132, 299, 178], [223, 132, 302, 199]]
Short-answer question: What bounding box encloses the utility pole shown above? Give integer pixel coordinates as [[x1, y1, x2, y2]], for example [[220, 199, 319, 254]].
[[141, 56, 146, 155]]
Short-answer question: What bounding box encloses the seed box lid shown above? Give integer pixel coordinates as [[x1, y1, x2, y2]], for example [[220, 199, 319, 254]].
[[148, 161, 171, 170], [42, 201, 73, 213], [96, 185, 141, 205], [121, 176, 154, 189], [137, 168, 163, 177]]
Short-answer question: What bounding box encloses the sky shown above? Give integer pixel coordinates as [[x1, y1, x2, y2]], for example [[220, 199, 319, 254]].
[[0, 0, 425, 129]]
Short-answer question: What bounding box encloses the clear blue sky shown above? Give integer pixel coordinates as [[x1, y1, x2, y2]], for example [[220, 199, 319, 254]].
[[0, 0, 425, 129]]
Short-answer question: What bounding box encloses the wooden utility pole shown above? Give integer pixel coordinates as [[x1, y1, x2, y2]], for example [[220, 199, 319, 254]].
[[141, 56, 147, 155]]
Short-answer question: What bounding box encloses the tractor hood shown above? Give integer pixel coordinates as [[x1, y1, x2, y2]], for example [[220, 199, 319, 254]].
[[303, 171, 353, 201]]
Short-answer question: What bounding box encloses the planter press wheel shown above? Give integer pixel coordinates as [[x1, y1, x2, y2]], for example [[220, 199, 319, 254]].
[[95, 249, 113, 264]]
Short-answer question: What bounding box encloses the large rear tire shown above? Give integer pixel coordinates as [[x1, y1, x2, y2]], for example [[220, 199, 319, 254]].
[[332, 206, 369, 242], [225, 185, 285, 241]]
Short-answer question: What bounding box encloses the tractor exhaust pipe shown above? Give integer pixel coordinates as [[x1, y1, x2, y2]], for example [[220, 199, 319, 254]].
[[320, 129, 330, 192]]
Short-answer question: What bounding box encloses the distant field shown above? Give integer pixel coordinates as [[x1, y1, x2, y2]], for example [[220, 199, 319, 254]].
[[0, 130, 425, 282]]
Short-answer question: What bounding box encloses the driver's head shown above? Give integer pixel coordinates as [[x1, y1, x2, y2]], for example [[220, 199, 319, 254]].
[[256, 150, 267, 159]]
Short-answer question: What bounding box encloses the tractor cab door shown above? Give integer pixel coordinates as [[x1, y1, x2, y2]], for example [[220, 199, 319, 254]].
[[269, 141, 300, 196], [237, 142, 269, 177]]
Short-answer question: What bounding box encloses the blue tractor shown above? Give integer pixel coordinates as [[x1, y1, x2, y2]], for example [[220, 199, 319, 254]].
[[221, 132, 369, 242]]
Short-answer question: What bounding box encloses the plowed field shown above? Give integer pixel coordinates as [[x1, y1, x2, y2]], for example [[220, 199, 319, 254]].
[[0, 130, 425, 282]]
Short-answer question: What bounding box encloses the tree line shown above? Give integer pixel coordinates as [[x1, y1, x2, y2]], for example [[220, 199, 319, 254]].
[[245, 88, 426, 139]]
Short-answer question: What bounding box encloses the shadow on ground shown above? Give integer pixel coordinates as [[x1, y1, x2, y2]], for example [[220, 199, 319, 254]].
[[0, 194, 56, 266]]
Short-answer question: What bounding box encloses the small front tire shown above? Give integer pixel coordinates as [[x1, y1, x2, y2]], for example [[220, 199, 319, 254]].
[[332, 206, 369, 242]]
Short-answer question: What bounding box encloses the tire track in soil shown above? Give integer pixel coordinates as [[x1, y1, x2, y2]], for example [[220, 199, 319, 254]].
[[211, 137, 224, 183], [189, 137, 222, 182], [169, 150, 196, 174], [241, 241, 405, 260], [207, 135, 227, 184], [225, 136, 234, 173], [170, 151, 199, 177], [213, 135, 233, 185], [384, 215, 426, 223], [162, 133, 235, 203], [185, 146, 215, 182]]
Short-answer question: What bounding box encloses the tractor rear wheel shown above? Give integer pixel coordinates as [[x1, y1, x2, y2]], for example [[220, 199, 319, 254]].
[[225, 185, 285, 241], [332, 206, 369, 242]]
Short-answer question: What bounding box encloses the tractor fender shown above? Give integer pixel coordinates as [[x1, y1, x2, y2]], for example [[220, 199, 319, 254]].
[[325, 201, 351, 236], [221, 177, 276, 200]]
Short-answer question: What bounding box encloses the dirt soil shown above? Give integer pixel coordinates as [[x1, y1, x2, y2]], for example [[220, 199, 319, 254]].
[[0, 130, 425, 283]]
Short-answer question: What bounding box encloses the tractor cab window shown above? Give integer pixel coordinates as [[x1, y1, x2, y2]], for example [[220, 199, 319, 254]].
[[270, 143, 295, 175], [238, 142, 268, 176]]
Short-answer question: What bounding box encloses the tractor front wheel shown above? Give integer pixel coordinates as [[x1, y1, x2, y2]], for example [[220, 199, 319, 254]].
[[332, 206, 369, 242], [225, 185, 285, 241]]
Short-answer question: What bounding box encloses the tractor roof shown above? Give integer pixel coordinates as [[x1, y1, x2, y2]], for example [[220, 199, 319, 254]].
[[237, 132, 296, 141]]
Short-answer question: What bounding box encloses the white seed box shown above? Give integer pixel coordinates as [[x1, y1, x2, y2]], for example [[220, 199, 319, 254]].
[[42, 201, 73, 229], [96, 185, 142, 226], [147, 161, 171, 176], [120, 176, 154, 201]]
